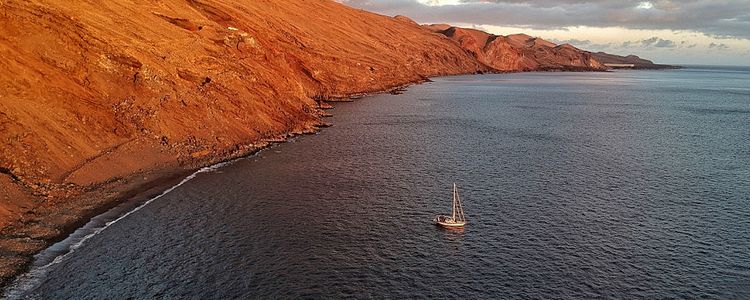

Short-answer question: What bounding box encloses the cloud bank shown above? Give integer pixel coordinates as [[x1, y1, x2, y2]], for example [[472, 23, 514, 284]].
[[340, 0, 750, 40]]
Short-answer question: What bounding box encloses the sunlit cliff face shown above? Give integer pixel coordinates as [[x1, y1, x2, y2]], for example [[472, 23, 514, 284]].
[[341, 0, 750, 65]]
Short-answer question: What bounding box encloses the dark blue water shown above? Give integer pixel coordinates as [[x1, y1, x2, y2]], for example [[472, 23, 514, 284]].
[[6, 66, 750, 299]]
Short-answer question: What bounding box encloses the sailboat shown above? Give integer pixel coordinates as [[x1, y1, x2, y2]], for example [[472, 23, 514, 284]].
[[434, 183, 467, 228]]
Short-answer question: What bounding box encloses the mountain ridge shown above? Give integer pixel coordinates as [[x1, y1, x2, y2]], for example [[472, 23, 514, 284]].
[[423, 24, 677, 71]]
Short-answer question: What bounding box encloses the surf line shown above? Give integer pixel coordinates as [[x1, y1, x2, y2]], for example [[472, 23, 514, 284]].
[[2, 154, 248, 298]]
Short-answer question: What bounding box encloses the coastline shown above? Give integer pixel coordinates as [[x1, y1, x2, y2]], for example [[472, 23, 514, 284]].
[[0, 0, 682, 292], [0, 66, 673, 289], [4, 65, 745, 299], [0, 67, 660, 289], [0, 76, 444, 289], [0, 3, 488, 282]]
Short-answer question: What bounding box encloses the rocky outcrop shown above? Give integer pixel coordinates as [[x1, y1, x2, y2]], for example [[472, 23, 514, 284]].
[[590, 52, 679, 69], [425, 25, 608, 72]]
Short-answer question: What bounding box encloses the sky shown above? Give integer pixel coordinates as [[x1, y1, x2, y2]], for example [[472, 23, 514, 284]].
[[338, 0, 750, 65]]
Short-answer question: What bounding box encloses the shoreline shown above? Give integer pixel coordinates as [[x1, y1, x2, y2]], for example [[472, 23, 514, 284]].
[[1, 170, 193, 297], [0, 75, 441, 290], [2, 149, 276, 297], [0, 67, 632, 290], [0, 0, 682, 292]]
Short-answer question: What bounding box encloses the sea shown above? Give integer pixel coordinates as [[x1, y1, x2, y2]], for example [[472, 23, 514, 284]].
[[4, 65, 750, 299]]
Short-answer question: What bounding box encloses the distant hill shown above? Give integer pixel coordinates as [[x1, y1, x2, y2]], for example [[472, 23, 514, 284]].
[[590, 52, 680, 69], [424, 24, 677, 71], [425, 25, 607, 72]]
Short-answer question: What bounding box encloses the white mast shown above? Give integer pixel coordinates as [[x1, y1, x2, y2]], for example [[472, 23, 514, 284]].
[[435, 182, 467, 227]]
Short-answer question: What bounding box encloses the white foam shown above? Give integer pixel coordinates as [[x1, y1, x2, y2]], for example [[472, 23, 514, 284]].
[[2, 159, 236, 299]]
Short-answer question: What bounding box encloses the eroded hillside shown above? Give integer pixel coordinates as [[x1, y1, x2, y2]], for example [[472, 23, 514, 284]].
[[0, 0, 488, 283], [0, 0, 485, 222]]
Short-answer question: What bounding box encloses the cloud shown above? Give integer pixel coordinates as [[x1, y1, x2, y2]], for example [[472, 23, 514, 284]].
[[680, 41, 698, 48], [470, 24, 491, 32], [550, 38, 592, 46], [647, 37, 676, 48], [550, 38, 613, 51], [617, 36, 676, 48], [641, 37, 659, 46], [709, 42, 730, 50], [339, 0, 750, 40]]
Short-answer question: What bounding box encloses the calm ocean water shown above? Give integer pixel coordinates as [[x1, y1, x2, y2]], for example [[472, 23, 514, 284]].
[[5, 66, 750, 299]]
